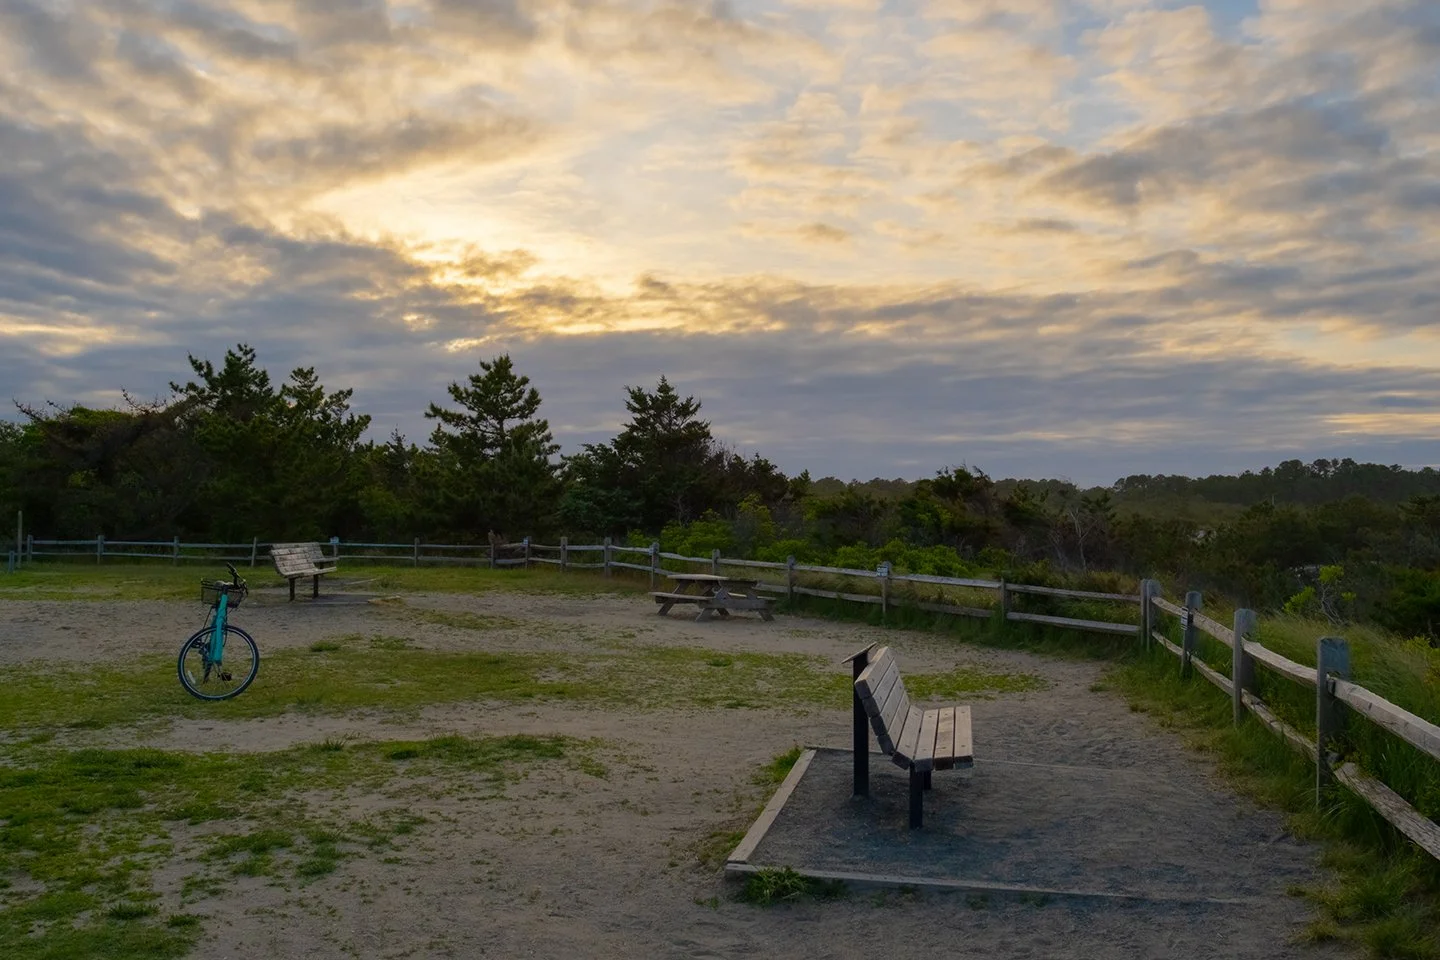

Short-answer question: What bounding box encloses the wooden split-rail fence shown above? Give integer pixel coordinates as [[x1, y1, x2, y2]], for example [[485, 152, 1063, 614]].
[[10, 528, 1439, 863]]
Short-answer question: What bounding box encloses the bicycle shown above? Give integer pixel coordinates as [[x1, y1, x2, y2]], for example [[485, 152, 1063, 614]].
[[178, 563, 260, 700]]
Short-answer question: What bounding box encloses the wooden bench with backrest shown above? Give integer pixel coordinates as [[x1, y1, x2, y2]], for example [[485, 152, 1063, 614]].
[[270, 542, 338, 601], [845, 643, 973, 828]]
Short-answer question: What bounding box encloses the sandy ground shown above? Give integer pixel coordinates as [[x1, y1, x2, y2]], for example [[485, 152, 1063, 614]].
[[0, 588, 1339, 959]]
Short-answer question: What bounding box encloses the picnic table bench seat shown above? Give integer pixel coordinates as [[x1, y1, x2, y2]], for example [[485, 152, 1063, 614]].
[[270, 542, 338, 601], [846, 643, 974, 828]]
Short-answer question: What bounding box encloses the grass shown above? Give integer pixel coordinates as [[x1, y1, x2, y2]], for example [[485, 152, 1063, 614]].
[[738, 866, 847, 905], [0, 734, 590, 959], [0, 562, 648, 601], [0, 640, 1044, 733]]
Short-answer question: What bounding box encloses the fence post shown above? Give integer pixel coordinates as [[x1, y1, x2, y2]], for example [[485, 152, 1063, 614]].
[[97, 534, 104, 563], [13, 510, 19, 565], [27, 534, 33, 562], [413, 537, 420, 567], [6, 550, 14, 574], [1139, 579, 1156, 649], [999, 577, 1010, 621], [650, 541, 660, 590], [786, 555, 796, 602], [878, 562, 891, 620], [173, 535, 180, 566], [1232, 608, 1258, 724], [711, 549, 721, 576], [560, 536, 568, 572], [524, 537, 531, 569], [489, 537, 496, 570], [1181, 590, 1201, 678], [603, 537, 612, 577], [250, 537, 258, 567], [1315, 636, 1350, 805]]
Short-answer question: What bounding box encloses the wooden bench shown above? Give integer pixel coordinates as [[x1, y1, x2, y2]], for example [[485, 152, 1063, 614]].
[[845, 643, 973, 828], [270, 542, 338, 601]]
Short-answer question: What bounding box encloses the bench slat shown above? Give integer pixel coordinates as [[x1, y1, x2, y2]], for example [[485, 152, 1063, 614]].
[[953, 705, 974, 763], [877, 683, 909, 752], [933, 706, 955, 770], [650, 592, 708, 602], [860, 660, 899, 717], [854, 647, 889, 692], [912, 709, 941, 772], [892, 705, 924, 767], [855, 653, 896, 706]]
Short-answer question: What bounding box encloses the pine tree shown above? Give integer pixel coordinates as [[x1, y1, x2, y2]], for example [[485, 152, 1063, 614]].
[[423, 355, 560, 537]]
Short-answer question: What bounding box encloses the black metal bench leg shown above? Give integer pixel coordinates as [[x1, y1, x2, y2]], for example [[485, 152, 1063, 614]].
[[909, 769, 924, 828], [289, 578, 296, 602], [923, 770, 933, 790], [852, 650, 870, 798], [312, 574, 319, 599]]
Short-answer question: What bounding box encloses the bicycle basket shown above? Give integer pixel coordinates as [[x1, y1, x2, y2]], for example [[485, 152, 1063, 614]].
[[199, 579, 244, 608]]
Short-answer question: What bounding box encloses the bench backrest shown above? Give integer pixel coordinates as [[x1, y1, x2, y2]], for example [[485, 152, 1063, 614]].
[[853, 646, 911, 756], [271, 542, 329, 576]]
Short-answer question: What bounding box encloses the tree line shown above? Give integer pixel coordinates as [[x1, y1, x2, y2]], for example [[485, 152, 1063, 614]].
[[3, 345, 1438, 638]]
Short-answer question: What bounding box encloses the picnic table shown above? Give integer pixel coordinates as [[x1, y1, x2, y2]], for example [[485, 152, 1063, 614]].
[[650, 573, 775, 622]]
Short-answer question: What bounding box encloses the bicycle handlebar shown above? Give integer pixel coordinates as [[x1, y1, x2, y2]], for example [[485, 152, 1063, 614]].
[[224, 563, 248, 591]]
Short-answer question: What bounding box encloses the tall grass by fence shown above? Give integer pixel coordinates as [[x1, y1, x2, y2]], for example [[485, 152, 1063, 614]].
[[8, 530, 1439, 865]]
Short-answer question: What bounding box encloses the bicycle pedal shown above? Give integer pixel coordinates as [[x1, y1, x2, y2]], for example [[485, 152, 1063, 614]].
[[220, 672, 233, 682]]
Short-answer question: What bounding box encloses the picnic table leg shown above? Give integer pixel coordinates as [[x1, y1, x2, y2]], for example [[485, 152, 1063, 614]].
[[923, 771, 933, 791], [289, 577, 296, 602], [852, 650, 870, 798], [909, 769, 924, 828], [312, 574, 320, 599]]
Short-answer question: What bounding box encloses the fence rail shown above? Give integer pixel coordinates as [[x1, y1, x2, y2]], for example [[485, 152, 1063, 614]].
[[1143, 580, 1438, 865], [10, 530, 1436, 864]]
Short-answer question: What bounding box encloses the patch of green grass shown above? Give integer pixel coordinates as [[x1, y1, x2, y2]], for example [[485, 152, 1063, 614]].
[[0, 562, 650, 601], [906, 664, 1046, 699], [107, 901, 160, 921], [308, 640, 342, 653], [755, 746, 804, 786], [206, 828, 293, 860], [738, 867, 846, 905], [0, 643, 1042, 732], [778, 591, 1139, 662], [0, 733, 588, 957], [367, 635, 414, 650]]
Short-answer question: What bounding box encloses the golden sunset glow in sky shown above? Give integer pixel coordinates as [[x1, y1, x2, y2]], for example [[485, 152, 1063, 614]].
[[2, 0, 1438, 482]]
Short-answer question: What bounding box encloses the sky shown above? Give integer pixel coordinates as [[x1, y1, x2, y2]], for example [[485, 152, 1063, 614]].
[[1, 0, 1438, 486]]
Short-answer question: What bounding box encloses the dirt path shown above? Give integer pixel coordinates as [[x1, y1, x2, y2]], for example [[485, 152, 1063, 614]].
[[0, 589, 1337, 959]]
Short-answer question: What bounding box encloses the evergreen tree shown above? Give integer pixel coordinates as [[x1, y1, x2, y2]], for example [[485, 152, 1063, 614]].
[[423, 355, 560, 537], [172, 344, 369, 539]]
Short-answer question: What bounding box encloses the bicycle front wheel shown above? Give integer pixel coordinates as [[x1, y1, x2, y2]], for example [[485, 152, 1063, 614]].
[[177, 625, 260, 701]]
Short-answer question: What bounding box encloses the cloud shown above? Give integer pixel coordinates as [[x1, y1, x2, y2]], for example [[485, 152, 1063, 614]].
[[2, 0, 1440, 487], [798, 223, 851, 244]]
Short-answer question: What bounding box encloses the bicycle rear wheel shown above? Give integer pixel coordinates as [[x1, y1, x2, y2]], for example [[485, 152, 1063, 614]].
[[177, 625, 259, 701]]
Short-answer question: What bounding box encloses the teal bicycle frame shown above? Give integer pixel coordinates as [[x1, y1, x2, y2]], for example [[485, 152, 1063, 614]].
[[208, 591, 231, 666]]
